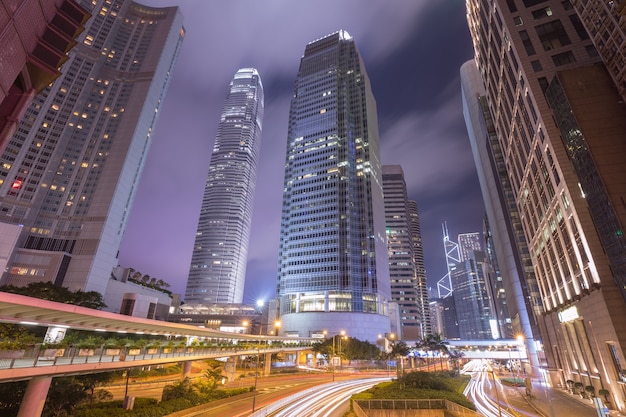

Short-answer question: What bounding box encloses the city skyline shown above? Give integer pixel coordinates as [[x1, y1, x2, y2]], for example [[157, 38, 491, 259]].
[[118, 1, 485, 303]]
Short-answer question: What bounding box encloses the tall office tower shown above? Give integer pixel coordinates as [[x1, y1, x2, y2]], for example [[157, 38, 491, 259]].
[[185, 68, 264, 305], [0, 0, 89, 152], [408, 200, 431, 336], [451, 250, 495, 340], [277, 30, 391, 342], [428, 300, 445, 336], [461, 58, 543, 372], [0, 0, 184, 296], [441, 296, 460, 340], [465, 0, 626, 406], [571, 1, 626, 100], [383, 165, 423, 340], [457, 232, 482, 261], [482, 217, 514, 339]]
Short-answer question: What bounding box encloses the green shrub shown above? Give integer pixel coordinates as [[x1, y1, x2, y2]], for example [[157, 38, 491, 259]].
[[354, 372, 476, 411]]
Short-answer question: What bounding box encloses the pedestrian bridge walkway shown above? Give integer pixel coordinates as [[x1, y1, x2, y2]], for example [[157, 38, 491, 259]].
[[0, 343, 306, 383]]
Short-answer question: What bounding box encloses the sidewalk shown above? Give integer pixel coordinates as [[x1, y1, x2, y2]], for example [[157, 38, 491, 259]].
[[510, 380, 623, 417]]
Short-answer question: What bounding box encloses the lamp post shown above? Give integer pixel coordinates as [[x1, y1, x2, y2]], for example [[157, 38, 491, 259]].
[[516, 335, 525, 381], [251, 319, 281, 413], [322, 330, 336, 382], [338, 330, 346, 373]]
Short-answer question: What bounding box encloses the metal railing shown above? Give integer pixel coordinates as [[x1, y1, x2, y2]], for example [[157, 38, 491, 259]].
[[353, 399, 482, 417], [0, 343, 311, 379]]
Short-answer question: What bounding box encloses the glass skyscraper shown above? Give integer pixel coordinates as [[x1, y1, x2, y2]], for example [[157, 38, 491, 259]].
[[0, 0, 184, 295], [276, 30, 391, 341], [185, 68, 264, 305]]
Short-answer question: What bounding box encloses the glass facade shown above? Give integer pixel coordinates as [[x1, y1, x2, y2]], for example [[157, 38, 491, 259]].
[[185, 68, 264, 305], [276, 31, 390, 341]]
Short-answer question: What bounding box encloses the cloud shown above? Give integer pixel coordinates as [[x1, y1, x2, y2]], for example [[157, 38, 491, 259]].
[[119, 1, 483, 298]]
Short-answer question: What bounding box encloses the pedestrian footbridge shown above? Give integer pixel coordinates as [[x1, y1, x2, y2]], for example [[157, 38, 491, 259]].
[[0, 292, 313, 416]]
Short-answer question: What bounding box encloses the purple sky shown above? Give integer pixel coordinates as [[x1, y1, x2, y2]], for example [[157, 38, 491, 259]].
[[118, 1, 485, 304]]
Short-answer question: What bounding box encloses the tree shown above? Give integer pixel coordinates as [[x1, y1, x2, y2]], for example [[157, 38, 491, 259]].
[[162, 378, 196, 402], [0, 282, 106, 310], [448, 350, 465, 375], [43, 377, 88, 417], [424, 333, 449, 371], [75, 373, 114, 404], [203, 359, 225, 390], [388, 341, 410, 378], [0, 381, 27, 417]]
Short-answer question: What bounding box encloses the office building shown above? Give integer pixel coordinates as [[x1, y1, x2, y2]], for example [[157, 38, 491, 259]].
[[451, 250, 494, 340], [383, 165, 428, 340], [0, 0, 184, 296], [185, 68, 264, 305], [408, 200, 431, 336], [276, 30, 391, 342], [482, 217, 514, 339], [465, 0, 626, 409], [457, 232, 482, 261], [461, 57, 544, 372], [571, 1, 626, 101], [0, 0, 89, 151]]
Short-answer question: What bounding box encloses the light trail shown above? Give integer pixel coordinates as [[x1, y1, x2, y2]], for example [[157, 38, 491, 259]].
[[464, 360, 519, 417], [265, 377, 389, 417]]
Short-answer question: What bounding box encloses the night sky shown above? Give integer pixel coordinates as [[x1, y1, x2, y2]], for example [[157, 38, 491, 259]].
[[118, 1, 485, 304]]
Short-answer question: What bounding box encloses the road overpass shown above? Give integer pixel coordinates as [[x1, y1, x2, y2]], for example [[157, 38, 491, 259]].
[[0, 292, 314, 416]]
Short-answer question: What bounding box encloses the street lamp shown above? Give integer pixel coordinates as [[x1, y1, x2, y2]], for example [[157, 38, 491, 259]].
[[252, 318, 281, 413], [338, 330, 346, 372], [516, 335, 525, 380]]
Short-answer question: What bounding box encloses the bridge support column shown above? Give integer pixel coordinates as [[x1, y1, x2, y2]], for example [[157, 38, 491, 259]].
[[224, 356, 237, 382], [264, 352, 272, 376], [181, 360, 192, 380], [17, 376, 52, 417]]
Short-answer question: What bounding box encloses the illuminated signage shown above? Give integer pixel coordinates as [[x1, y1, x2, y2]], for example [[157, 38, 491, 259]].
[[558, 306, 579, 323]]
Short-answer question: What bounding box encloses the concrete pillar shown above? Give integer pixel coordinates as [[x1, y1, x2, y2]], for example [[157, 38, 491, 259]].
[[181, 361, 193, 380], [264, 352, 272, 376], [224, 356, 237, 382], [17, 376, 52, 417]]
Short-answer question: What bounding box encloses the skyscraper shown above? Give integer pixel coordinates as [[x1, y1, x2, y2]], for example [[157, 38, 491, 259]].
[[460, 57, 544, 370], [276, 30, 391, 341], [465, 0, 626, 408], [185, 68, 264, 305], [457, 232, 482, 261], [0, 0, 184, 296], [383, 165, 429, 340], [571, 1, 626, 101], [0, 0, 89, 151], [451, 250, 494, 340], [408, 200, 431, 336]]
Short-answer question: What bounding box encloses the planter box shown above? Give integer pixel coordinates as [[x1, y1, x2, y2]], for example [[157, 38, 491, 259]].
[[42, 348, 65, 357], [78, 349, 95, 356], [128, 348, 141, 356], [105, 348, 121, 355], [146, 348, 158, 354], [0, 350, 25, 359]]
